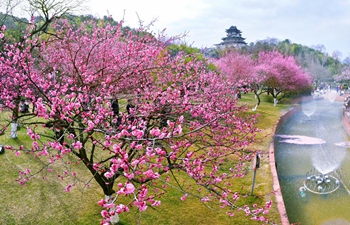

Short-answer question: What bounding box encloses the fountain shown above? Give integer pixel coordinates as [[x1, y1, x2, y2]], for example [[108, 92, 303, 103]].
[[301, 168, 341, 195], [301, 99, 317, 118], [311, 146, 345, 175], [325, 90, 338, 102]]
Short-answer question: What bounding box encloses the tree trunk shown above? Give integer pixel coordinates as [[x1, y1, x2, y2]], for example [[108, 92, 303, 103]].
[[105, 195, 120, 224], [253, 89, 261, 111], [11, 122, 18, 138], [11, 102, 20, 139]]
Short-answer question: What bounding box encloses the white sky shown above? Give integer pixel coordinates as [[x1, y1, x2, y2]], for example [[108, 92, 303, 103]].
[[22, 0, 350, 59]]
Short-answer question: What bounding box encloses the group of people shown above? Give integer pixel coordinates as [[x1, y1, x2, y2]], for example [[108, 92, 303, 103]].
[[110, 97, 171, 128], [111, 98, 136, 127], [335, 84, 349, 96], [19, 100, 29, 113]]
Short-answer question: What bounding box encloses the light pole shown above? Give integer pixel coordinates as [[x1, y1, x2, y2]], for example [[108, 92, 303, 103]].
[[250, 153, 260, 195]]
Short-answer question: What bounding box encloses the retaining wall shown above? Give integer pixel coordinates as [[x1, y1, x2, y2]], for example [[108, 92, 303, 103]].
[[269, 105, 301, 225], [343, 111, 350, 136]]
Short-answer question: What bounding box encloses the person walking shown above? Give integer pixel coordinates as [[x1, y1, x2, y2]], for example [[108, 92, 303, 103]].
[[126, 99, 135, 122], [111, 97, 120, 127]]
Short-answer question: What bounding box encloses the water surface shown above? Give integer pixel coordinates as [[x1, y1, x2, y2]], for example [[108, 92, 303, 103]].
[[275, 98, 350, 225]]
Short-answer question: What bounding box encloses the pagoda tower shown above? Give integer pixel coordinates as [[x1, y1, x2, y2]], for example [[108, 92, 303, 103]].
[[217, 26, 247, 49]]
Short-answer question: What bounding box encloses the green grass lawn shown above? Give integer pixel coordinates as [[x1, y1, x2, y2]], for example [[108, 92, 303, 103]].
[[0, 92, 292, 225]]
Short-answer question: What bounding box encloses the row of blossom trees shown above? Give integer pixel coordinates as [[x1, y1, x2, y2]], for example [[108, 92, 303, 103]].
[[216, 50, 312, 110], [0, 18, 276, 224]]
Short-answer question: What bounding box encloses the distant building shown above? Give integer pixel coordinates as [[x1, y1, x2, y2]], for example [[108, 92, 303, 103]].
[[216, 26, 247, 49]]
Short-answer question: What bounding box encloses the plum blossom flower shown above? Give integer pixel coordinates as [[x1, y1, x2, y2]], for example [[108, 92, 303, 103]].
[[124, 183, 135, 194], [72, 141, 82, 150], [98, 199, 106, 206], [65, 184, 74, 192], [104, 171, 114, 178], [87, 120, 94, 131], [115, 204, 130, 213], [101, 210, 109, 218], [134, 200, 147, 211], [132, 129, 144, 139], [180, 193, 188, 201], [150, 127, 161, 137], [117, 182, 135, 195], [151, 200, 161, 206]]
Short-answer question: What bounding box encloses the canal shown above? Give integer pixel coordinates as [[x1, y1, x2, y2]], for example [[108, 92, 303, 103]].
[[274, 96, 350, 225]]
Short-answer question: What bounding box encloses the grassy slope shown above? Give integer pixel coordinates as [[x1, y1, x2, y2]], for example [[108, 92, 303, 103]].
[[0, 92, 291, 224]]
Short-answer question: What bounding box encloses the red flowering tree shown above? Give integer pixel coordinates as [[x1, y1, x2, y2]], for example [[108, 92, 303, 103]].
[[256, 51, 312, 106], [0, 20, 273, 224]]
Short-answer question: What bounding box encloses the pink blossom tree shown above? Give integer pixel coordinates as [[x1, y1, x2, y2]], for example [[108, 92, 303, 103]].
[[215, 51, 256, 85], [335, 66, 350, 83], [215, 51, 266, 110], [0, 20, 273, 224], [256, 51, 312, 106], [216, 50, 311, 110], [0, 0, 85, 137]]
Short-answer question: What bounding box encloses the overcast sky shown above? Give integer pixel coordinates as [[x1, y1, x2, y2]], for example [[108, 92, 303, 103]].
[[85, 0, 349, 59]]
